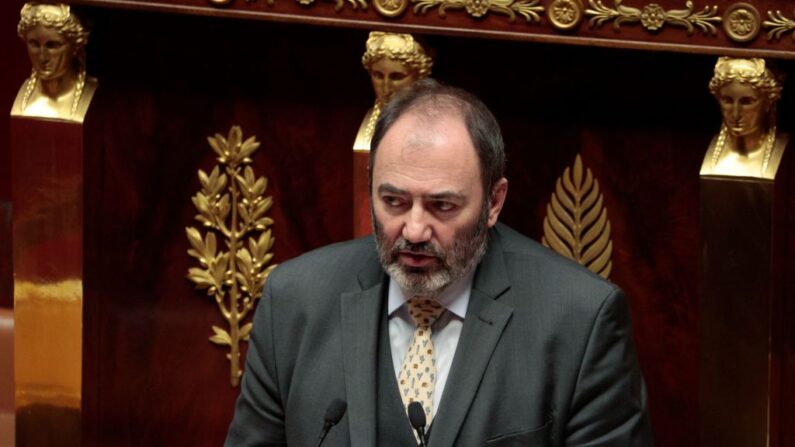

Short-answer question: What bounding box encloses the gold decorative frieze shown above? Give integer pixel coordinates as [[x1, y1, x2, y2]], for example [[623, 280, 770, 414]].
[[412, 0, 544, 23], [186, 126, 277, 387], [542, 154, 613, 279], [549, 0, 584, 30], [585, 0, 721, 34], [764, 10, 795, 41], [201, 0, 795, 49], [723, 2, 760, 42]]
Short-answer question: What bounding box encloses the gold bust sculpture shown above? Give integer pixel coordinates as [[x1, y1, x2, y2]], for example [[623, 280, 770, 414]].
[[11, 3, 97, 122], [353, 32, 433, 151], [700, 57, 787, 180]]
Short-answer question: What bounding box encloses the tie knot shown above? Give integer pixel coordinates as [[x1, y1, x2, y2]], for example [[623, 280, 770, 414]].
[[406, 296, 445, 328]]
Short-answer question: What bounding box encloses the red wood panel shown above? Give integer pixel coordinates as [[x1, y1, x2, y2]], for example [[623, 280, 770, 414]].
[[353, 150, 371, 237], [80, 12, 361, 446], [778, 164, 795, 447]]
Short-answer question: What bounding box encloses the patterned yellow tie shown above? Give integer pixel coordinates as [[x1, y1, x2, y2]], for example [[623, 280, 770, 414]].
[[398, 296, 445, 424]]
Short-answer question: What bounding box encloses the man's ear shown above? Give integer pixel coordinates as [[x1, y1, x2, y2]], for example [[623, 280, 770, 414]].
[[487, 177, 508, 227]]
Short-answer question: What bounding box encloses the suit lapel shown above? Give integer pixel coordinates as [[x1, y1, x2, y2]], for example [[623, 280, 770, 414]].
[[340, 260, 385, 447], [429, 230, 513, 447]]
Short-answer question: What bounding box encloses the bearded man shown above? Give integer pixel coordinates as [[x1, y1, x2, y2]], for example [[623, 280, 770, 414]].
[[225, 79, 652, 446]]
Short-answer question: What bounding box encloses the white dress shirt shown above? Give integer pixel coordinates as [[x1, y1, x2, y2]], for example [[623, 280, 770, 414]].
[[387, 269, 474, 415]]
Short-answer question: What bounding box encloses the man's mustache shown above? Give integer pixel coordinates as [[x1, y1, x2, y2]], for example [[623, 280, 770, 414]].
[[391, 239, 444, 258]]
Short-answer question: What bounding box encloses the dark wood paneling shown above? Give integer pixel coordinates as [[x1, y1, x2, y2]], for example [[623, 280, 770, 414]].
[[777, 161, 795, 447], [353, 150, 371, 237], [440, 40, 713, 447], [700, 178, 773, 446], [81, 12, 362, 446]]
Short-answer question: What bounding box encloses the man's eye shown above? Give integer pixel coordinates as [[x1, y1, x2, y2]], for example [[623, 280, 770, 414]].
[[434, 201, 456, 212], [382, 196, 404, 207]]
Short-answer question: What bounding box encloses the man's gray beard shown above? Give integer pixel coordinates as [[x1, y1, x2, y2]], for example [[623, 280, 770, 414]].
[[374, 205, 489, 297]]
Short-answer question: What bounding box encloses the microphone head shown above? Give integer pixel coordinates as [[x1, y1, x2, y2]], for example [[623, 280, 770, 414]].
[[407, 401, 427, 429], [324, 398, 348, 425]]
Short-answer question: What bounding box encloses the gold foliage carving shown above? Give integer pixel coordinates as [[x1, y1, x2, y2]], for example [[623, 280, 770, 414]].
[[542, 154, 613, 279], [412, 0, 543, 23], [296, 0, 368, 12], [763, 10, 795, 41], [186, 126, 277, 387], [585, 0, 721, 34]]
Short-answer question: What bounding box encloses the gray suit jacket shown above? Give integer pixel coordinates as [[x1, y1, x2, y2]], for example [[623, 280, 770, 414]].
[[225, 223, 652, 446]]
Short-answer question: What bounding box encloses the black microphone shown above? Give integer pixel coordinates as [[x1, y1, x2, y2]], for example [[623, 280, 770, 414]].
[[407, 401, 428, 447], [314, 398, 347, 447]]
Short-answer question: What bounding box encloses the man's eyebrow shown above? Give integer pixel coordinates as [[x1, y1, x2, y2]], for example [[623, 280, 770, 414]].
[[425, 191, 465, 202], [377, 183, 465, 201], [377, 183, 408, 195]]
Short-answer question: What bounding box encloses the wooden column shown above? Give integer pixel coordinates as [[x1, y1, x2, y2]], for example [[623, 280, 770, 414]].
[[699, 173, 788, 446], [353, 149, 371, 237], [11, 116, 86, 447]]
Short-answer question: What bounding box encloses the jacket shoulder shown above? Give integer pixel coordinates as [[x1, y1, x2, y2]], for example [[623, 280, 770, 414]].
[[492, 223, 619, 304], [267, 236, 379, 293]]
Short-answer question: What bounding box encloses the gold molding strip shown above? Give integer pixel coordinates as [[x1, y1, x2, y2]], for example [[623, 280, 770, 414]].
[[764, 10, 795, 41], [542, 154, 613, 279], [585, 0, 721, 34], [186, 126, 277, 387]]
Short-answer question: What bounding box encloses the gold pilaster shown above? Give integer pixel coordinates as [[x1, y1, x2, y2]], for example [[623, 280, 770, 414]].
[[11, 117, 85, 447]]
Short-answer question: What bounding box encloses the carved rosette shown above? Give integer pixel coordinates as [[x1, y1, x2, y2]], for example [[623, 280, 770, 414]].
[[723, 2, 760, 42], [585, 0, 721, 34], [542, 154, 613, 279], [640, 3, 665, 29], [549, 0, 584, 30], [374, 0, 409, 16]]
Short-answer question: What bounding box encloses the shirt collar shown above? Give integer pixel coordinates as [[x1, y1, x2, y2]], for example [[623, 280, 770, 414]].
[[387, 268, 475, 319]]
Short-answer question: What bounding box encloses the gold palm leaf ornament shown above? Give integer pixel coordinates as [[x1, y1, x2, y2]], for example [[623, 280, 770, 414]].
[[542, 154, 613, 279], [186, 126, 277, 387]]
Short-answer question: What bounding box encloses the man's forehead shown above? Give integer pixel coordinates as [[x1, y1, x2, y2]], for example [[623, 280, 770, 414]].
[[390, 108, 468, 147], [383, 116, 471, 166]]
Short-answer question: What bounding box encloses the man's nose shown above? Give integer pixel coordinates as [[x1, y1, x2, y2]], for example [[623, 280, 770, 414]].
[[402, 205, 431, 243]]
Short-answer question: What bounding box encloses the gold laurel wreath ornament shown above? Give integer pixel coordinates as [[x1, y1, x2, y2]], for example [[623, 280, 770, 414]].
[[542, 154, 613, 279], [186, 126, 277, 387]]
